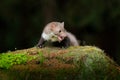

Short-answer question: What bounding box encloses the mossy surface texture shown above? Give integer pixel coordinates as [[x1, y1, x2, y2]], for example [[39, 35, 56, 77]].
[[0, 46, 120, 80]]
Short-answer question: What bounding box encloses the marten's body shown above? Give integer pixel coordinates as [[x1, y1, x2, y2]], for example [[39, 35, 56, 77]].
[[37, 22, 79, 48]]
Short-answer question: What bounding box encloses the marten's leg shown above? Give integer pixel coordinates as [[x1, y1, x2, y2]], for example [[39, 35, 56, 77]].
[[37, 37, 46, 48], [64, 37, 71, 48], [51, 37, 70, 48]]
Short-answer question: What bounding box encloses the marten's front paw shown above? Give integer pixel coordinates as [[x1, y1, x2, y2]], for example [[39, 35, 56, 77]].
[[36, 44, 44, 48]]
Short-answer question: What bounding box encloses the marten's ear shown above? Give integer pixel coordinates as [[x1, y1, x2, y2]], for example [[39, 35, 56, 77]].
[[50, 22, 56, 31], [61, 22, 64, 28]]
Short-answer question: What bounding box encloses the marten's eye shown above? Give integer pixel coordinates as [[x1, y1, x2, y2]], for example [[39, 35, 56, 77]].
[[59, 30, 61, 33]]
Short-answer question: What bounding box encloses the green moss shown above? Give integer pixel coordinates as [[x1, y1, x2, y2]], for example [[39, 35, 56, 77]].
[[0, 53, 28, 69], [0, 46, 120, 80], [38, 52, 45, 64]]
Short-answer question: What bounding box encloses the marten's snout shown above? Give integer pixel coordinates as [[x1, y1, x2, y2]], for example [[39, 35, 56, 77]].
[[60, 36, 64, 40], [58, 32, 67, 42], [57, 36, 63, 42]]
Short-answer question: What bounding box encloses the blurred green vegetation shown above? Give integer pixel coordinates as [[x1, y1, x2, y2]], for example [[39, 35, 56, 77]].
[[0, 0, 120, 64]]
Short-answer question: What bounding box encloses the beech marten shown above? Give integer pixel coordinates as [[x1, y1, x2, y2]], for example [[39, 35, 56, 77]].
[[37, 22, 79, 48]]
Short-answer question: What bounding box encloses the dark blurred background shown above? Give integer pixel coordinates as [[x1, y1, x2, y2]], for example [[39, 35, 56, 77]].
[[0, 0, 120, 64]]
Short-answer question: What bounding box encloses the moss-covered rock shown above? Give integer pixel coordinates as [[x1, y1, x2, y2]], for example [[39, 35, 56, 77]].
[[0, 46, 120, 80]]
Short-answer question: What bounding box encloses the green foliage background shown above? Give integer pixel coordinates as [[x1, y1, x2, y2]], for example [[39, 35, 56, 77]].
[[0, 0, 120, 64]]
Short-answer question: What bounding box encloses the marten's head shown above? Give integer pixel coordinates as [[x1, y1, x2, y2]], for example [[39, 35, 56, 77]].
[[49, 22, 67, 42]]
